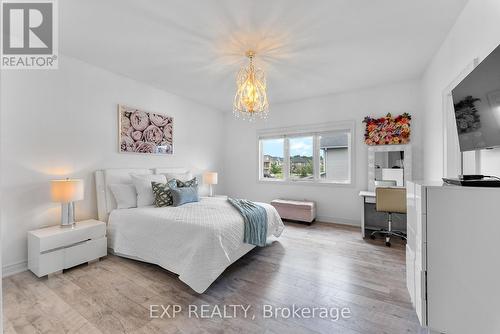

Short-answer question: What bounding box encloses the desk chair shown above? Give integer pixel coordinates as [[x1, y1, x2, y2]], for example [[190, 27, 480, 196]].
[[371, 187, 407, 247]]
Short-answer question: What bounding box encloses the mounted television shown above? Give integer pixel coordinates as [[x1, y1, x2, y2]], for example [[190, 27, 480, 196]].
[[452, 44, 500, 152]]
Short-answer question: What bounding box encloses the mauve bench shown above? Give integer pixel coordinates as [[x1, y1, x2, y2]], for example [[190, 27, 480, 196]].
[[270, 199, 316, 224]]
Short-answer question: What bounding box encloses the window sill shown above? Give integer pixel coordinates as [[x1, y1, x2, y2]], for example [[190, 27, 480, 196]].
[[257, 179, 353, 187]]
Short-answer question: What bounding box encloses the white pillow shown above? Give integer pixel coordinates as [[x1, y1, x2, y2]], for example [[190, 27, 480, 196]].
[[109, 184, 137, 209], [131, 174, 167, 207], [163, 171, 193, 182]]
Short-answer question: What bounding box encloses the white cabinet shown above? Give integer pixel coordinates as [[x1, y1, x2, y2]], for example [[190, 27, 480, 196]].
[[406, 181, 427, 326], [28, 219, 107, 277], [406, 182, 500, 334]]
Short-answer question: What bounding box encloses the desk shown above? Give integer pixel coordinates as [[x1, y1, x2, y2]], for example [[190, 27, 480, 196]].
[[359, 190, 406, 238]]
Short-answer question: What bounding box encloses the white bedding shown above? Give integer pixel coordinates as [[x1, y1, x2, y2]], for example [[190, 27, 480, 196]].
[[107, 197, 284, 293]]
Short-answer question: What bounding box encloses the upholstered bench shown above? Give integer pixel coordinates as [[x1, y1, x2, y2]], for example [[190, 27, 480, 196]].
[[270, 199, 316, 224]]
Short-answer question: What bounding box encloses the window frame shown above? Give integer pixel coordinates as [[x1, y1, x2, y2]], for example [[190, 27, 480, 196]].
[[258, 136, 286, 181], [288, 134, 315, 181], [257, 121, 355, 186]]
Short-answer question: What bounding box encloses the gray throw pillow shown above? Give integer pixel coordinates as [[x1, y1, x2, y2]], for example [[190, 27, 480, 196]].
[[171, 186, 199, 207]]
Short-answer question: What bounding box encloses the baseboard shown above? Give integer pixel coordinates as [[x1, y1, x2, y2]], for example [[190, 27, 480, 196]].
[[316, 216, 360, 227], [2, 260, 28, 278]]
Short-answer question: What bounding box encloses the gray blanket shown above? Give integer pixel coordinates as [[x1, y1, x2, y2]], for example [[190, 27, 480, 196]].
[[227, 198, 268, 247]]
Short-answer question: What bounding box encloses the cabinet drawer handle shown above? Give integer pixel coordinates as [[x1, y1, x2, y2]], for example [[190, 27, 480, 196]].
[[41, 239, 92, 254]]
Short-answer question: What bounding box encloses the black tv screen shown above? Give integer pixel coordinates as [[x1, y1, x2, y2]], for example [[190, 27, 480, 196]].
[[452, 44, 500, 152]]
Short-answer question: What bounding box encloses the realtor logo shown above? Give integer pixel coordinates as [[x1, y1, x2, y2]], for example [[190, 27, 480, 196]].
[[1, 0, 58, 69]]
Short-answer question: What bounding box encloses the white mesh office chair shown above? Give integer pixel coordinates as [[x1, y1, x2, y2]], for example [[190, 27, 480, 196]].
[[371, 187, 407, 247]]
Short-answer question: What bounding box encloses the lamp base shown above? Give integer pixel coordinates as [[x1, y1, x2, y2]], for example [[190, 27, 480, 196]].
[[208, 184, 215, 197], [60, 202, 76, 228]]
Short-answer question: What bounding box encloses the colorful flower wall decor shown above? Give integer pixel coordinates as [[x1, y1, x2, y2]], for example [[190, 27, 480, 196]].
[[363, 113, 411, 145], [119, 105, 173, 154]]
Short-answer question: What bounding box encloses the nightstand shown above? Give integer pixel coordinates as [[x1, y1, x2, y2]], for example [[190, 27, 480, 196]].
[[28, 219, 107, 277]]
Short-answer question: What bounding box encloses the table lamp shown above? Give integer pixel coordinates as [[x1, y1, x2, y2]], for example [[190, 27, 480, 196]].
[[51, 179, 84, 227], [203, 172, 218, 197]]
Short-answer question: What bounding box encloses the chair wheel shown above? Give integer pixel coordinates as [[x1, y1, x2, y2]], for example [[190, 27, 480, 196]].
[[370, 234, 376, 240], [385, 241, 391, 247]]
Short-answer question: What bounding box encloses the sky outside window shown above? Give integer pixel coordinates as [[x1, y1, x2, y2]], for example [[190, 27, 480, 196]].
[[289, 137, 313, 157], [262, 138, 284, 157]]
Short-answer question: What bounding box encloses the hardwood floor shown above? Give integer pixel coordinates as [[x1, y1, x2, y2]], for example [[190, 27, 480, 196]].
[[3, 222, 425, 334]]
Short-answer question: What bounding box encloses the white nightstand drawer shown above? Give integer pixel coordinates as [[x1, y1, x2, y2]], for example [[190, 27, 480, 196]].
[[34, 238, 107, 277], [37, 249, 65, 277], [64, 237, 107, 269], [32, 221, 106, 252]]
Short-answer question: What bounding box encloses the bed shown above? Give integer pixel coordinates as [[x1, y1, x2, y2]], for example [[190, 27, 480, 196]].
[[95, 168, 284, 293]]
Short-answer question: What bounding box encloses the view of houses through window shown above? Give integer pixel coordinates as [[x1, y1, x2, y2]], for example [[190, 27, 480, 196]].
[[289, 136, 313, 180], [262, 138, 284, 179], [260, 129, 351, 184]]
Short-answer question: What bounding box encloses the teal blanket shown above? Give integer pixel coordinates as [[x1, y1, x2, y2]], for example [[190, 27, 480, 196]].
[[228, 198, 268, 247]]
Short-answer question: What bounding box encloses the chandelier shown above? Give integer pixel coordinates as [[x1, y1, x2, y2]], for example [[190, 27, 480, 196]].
[[233, 50, 269, 120]]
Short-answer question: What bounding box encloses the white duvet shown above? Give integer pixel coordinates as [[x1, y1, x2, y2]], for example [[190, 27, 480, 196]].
[[107, 197, 284, 293]]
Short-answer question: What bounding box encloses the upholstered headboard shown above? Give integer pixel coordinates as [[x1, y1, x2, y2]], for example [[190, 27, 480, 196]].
[[95, 167, 190, 222]]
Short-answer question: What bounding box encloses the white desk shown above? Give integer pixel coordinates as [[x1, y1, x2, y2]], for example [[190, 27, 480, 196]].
[[359, 191, 375, 238], [359, 191, 376, 198]]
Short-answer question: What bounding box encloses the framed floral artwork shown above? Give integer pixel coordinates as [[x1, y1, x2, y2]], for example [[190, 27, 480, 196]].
[[118, 105, 173, 154], [363, 113, 411, 146]]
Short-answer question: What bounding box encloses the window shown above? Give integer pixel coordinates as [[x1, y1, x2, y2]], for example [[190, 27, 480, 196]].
[[319, 132, 350, 182], [261, 138, 284, 180], [258, 122, 353, 185], [289, 136, 314, 180]]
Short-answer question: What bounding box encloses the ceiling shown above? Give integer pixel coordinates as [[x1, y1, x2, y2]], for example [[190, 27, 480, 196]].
[[60, 0, 468, 111]]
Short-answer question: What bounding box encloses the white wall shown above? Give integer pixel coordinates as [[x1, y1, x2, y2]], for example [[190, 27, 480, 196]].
[[0, 55, 226, 275], [421, 0, 500, 180], [223, 80, 422, 225]]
